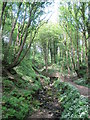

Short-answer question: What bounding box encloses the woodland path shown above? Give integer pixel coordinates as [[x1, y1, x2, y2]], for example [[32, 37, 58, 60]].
[[42, 69, 90, 97], [60, 75, 90, 118], [27, 77, 62, 119], [60, 75, 90, 97], [27, 71, 90, 119]]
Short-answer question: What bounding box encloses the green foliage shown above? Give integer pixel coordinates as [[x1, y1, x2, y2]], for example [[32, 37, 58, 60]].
[[15, 59, 35, 78], [2, 2, 90, 120], [3, 79, 14, 91], [2, 59, 42, 119], [31, 53, 45, 69], [38, 74, 50, 85], [2, 2, 50, 68], [54, 80, 89, 118], [74, 78, 90, 88], [2, 77, 41, 119], [2, 95, 29, 119]]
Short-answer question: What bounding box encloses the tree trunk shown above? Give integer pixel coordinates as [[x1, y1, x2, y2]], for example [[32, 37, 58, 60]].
[[76, 26, 80, 71], [50, 41, 54, 64], [53, 41, 56, 63], [82, 3, 88, 79], [8, 3, 22, 48], [81, 33, 84, 62], [43, 42, 48, 72], [6, 7, 33, 69], [0, 2, 7, 28], [87, 3, 90, 82]]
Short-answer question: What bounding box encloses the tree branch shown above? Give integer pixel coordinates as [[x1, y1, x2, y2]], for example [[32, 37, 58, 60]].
[[7, 3, 22, 48]]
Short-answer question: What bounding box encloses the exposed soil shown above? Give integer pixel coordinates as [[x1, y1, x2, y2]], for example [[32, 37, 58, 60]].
[[42, 70, 90, 97], [27, 77, 62, 119], [27, 71, 90, 119], [60, 75, 90, 97]]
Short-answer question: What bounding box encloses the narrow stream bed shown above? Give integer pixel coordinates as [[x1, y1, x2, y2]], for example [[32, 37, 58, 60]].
[[27, 78, 63, 119]]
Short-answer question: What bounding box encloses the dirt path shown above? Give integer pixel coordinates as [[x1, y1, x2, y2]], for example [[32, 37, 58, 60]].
[[26, 71, 89, 119], [43, 70, 90, 97], [60, 75, 90, 118], [27, 78, 62, 119], [42, 70, 90, 97], [60, 75, 90, 97]]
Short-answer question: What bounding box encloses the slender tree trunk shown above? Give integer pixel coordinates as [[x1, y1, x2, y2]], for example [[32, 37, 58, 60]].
[[50, 41, 54, 64], [87, 3, 90, 82], [88, 38, 90, 82], [6, 7, 33, 69], [69, 28, 76, 71], [53, 41, 56, 63], [69, 42, 76, 74], [3, 3, 22, 64], [14, 8, 26, 56], [82, 3, 88, 79], [74, 5, 80, 77], [59, 47, 61, 65], [76, 26, 80, 71], [81, 33, 84, 62], [7, 18, 47, 69], [43, 43, 48, 72], [83, 29, 88, 78], [0, 2, 7, 28], [55, 44, 58, 64], [8, 3, 22, 48], [45, 53, 48, 72]]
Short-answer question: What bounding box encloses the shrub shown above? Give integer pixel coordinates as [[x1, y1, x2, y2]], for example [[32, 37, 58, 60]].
[[54, 81, 89, 119], [74, 78, 90, 88], [2, 59, 42, 119]]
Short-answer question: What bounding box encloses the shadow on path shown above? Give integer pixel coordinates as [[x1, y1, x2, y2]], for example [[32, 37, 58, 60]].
[[27, 77, 62, 119]]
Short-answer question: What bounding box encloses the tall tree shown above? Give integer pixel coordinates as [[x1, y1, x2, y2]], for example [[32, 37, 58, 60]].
[[1, 2, 50, 70]]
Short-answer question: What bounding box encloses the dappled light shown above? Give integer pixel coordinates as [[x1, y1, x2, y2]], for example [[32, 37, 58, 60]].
[[1, 1, 90, 120]]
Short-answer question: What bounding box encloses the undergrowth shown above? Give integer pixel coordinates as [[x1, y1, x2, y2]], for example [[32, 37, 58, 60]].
[[74, 78, 90, 88], [54, 79, 89, 119], [2, 59, 43, 120]]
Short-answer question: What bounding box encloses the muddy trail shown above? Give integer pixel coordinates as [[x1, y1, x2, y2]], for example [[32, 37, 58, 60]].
[[42, 70, 90, 97], [27, 78, 62, 120], [60, 75, 90, 97], [26, 70, 90, 119]]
